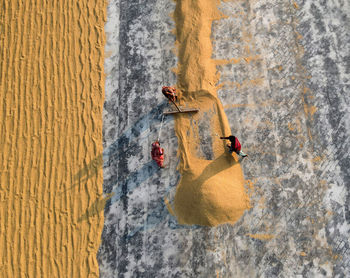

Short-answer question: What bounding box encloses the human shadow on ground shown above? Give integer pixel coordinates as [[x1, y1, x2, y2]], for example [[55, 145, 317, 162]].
[[109, 161, 159, 203], [62, 101, 168, 196], [103, 100, 168, 167], [58, 154, 103, 196], [77, 101, 173, 222], [78, 193, 114, 222], [78, 161, 159, 223], [194, 153, 239, 184], [125, 195, 200, 240]]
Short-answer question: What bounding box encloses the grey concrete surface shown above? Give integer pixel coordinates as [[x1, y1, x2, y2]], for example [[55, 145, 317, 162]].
[[98, 0, 350, 277]]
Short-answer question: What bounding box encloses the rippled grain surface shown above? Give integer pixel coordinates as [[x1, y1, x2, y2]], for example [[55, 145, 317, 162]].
[[0, 1, 106, 277]]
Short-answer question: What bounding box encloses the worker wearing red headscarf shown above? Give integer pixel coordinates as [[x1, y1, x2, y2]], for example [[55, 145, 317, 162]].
[[162, 86, 177, 103], [220, 135, 248, 157], [151, 141, 165, 168]]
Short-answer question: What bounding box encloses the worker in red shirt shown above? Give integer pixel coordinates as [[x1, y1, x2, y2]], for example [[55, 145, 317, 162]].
[[220, 135, 248, 157], [151, 141, 165, 168], [162, 86, 177, 103]]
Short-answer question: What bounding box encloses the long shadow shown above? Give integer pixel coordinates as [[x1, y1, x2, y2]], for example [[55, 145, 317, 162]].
[[126, 197, 200, 240], [78, 193, 114, 222], [76, 100, 170, 222], [64, 101, 169, 196], [78, 161, 158, 223], [58, 155, 103, 195], [109, 161, 159, 203], [194, 153, 238, 184], [103, 100, 169, 167]]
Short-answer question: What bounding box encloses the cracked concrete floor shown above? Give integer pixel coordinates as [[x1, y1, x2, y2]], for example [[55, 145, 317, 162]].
[[98, 0, 350, 277]]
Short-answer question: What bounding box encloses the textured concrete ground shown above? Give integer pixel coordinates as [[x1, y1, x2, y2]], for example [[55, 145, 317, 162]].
[[98, 0, 350, 277]]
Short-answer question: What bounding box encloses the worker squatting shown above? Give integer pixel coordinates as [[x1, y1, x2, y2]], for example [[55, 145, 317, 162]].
[[151, 87, 248, 168]]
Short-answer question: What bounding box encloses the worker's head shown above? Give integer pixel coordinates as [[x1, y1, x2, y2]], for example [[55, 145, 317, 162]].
[[152, 141, 160, 148], [162, 86, 167, 93]]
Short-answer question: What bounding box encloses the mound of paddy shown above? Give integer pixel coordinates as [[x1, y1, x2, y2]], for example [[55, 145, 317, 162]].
[[174, 155, 249, 226]]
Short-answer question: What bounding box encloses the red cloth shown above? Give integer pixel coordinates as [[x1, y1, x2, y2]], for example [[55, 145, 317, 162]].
[[234, 137, 241, 152], [151, 144, 164, 167], [224, 136, 241, 153], [162, 86, 177, 102]]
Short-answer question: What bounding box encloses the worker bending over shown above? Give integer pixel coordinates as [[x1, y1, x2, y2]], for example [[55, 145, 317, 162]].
[[151, 141, 165, 168], [220, 135, 248, 158], [162, 86, 177, 103]]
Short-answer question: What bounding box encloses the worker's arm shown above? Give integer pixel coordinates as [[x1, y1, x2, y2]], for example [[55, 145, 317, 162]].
[[221, 136, 236, 144]]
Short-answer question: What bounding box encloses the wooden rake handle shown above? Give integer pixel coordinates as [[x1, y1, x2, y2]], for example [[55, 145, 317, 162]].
[[170, 99, 182, 112]]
